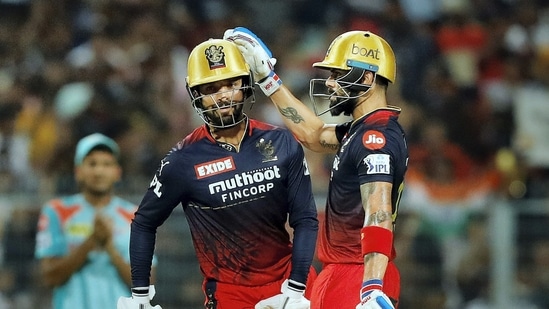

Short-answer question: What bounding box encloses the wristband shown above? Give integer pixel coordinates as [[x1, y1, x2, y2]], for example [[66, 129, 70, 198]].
[[257, 71, 282, 96], [131, 286, 149, 296], [283, 279, 306, 299], [360, 226, 393, 258], [360, 279, 383, 300]]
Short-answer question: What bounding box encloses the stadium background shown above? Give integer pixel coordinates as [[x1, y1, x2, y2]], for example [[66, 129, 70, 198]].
[[1, 0, 549, 308]]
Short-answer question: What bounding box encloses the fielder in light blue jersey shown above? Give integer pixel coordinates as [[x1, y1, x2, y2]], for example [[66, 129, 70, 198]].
[[35, 133, 155, 309]]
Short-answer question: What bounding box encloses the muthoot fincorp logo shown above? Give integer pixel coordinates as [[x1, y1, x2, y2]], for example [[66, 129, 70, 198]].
[[208, 166, 281, 202]]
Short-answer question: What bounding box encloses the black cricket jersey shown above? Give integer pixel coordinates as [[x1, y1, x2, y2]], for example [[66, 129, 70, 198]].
[[317, 107, 408, 264], [130, 117, 318, 287]]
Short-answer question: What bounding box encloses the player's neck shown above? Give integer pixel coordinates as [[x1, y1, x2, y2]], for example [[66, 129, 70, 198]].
[[209, 121, 246, 150], [352, 90, 387, 119], [83, 191, 113, 209]]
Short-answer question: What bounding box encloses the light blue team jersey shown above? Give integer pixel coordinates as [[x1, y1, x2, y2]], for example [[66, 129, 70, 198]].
[[35, 194, 137, 309]]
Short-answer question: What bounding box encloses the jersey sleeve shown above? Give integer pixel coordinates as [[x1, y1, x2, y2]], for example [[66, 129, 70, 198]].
[[284, 133, 319, 285], [335, 121, 352, 143], [130, 149, 188, 288], [35, 203, 67, 258]]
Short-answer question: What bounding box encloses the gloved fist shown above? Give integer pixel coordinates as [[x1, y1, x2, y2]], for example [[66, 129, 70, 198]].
[[117, 286, 162, 309], [255, 279, 310, 309], [224, 27, 282, 96], [356, 290, 394, 309]]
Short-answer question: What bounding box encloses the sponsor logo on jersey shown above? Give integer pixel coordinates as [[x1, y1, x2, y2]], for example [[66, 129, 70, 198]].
[[209, 166, 281, 203], [195, 156, 236, 179], [364, 154, 390, 174], [68, 223, 92, 236], [362, 130, 386, 150]]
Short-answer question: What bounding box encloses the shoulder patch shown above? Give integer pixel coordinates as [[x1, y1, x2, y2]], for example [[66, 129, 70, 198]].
[[364, 154, 390, 174], [362, 130, 386, 150]]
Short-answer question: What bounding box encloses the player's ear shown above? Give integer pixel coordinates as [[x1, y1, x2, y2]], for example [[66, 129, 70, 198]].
[[362, 71, 375, 86]]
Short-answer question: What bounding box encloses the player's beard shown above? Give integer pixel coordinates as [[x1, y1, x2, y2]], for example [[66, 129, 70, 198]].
[[204, 103, 245, 128], [329, 95, 357, 116]]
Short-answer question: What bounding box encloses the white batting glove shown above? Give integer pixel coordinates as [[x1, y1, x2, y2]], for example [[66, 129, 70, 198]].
[[224, 27, 282, 96], [117, 286, 163, 309], [356, 290, 394, 309], [255, 279, 310, 309]]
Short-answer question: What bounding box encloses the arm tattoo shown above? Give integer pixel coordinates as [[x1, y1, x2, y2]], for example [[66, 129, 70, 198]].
[[362, 183, 376, 195], [361, 182, 393, 225], [278, 106, 304, 124], [366, 210, 392, 225], [319, 140, 340, 151]]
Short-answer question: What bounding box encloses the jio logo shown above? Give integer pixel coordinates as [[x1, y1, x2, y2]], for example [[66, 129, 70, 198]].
[[362, 130, 385, 150]]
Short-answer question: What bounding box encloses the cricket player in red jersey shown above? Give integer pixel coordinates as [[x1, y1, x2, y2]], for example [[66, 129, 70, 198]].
[[117, 38, 318, 309], [225, 28, 408, 309]]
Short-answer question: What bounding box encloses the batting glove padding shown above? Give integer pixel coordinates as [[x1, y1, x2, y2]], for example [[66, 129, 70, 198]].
[[117, 286, 163, 309], [255, 279, 310, 309], [224, 27, 282, 96]]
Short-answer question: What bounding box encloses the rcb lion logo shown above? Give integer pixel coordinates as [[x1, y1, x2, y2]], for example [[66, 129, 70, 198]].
[[205, 45, 226, 69], [256, 138, 278, 162]]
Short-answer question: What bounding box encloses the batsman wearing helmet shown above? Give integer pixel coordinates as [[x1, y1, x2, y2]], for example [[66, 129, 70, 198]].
[[224, 28, 408, 309], [118, 39, 318, 309]]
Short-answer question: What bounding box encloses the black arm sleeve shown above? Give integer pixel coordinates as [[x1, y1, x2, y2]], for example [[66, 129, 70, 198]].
[[129, 151, 187, 288], [286, 138, 319, 285], [290, 217, 318, 285], [129, 219, 157, 288]]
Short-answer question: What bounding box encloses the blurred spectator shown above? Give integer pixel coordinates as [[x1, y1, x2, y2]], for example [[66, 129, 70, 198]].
[[510, 48, 549, 198], [0, 102, 31, 193], [404, 119, 501, 308], [34, 133, 154, 309]]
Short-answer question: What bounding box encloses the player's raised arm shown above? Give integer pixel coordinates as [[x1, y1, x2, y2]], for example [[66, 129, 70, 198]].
[[224, 27, 341, 153], [271, 85, 341, 153]]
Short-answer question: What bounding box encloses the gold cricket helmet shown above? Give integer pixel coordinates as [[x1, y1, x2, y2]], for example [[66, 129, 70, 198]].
[[186, 39, 251, 87], [313, 31, 396, 83]]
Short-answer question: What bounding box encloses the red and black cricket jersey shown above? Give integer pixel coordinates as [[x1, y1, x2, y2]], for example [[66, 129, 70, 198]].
[[317, 107, 408, 265], [130, 117, 318, 287]]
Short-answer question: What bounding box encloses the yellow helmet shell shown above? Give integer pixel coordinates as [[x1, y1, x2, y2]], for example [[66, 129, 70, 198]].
[[313, 31, 396, 83], [186, 39, 251, 88]]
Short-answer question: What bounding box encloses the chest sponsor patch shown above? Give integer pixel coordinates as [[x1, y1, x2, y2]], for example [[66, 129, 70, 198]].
[[364, 154, 390, 174], [195, 156, 236, 179], [362, 130, 386, 150]]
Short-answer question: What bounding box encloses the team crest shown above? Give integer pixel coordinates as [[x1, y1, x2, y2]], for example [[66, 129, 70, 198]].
[[205, 45, 226, 69], [256, 138, 278, 162]]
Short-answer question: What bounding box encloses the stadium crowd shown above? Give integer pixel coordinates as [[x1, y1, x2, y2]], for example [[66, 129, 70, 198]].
[[1, 0, 549, 308]]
